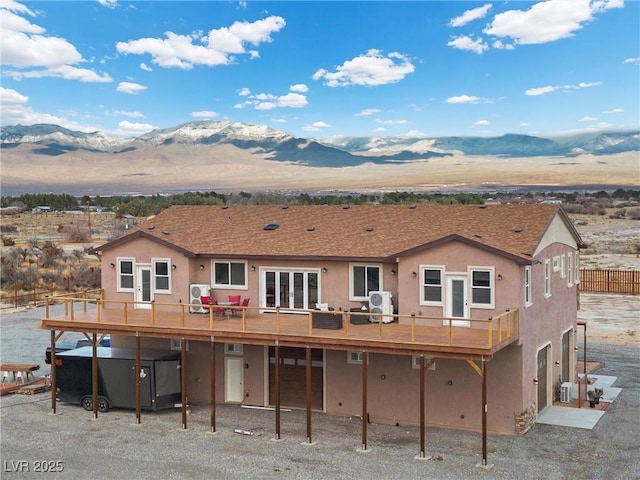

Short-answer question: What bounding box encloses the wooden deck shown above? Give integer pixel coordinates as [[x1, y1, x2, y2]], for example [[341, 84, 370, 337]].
[[41, 296, 520, 359]]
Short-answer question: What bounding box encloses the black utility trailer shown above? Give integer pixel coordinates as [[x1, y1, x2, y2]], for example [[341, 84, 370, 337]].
[[54, 347, 181, 412]]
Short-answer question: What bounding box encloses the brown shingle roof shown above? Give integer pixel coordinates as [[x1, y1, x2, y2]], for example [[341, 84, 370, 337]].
[[98, 204, 576, 263]]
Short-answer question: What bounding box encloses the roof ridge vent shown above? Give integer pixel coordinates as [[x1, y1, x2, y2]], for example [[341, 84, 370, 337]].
[[474, 233, 483, 238], [264, 222, 279, 231], [147, 226, 155, 230], [307, 226, 315, 231], [514, 227, 523, 233], [342, 204, 350, 209], [365, 226, 374, 232], [281, 204, 289, 209]]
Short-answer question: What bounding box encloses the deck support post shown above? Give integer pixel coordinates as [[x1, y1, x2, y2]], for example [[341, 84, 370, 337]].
[[92, 333, 98, 419], [481, 359, 488, 466], [181, 339, 188, 430], [210, 337, 216, 433], [135, 335, 141, 424], [358, 351, 369, 452], [305, 346, 313, 445], [275, 342, 281, 440], [50, 330, 57, 414]]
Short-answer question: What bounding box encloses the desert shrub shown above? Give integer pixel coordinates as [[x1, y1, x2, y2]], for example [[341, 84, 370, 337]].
[[1, 235, 15, 246], [0, 224, 18, 233], [62, 224, 91, 243], [627, 207, 640, 220], [597, 208, 607, 216], [609, 208, 626, 219]]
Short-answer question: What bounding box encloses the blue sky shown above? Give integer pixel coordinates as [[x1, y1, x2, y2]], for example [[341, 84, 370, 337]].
[[1, 0, 638, 139]]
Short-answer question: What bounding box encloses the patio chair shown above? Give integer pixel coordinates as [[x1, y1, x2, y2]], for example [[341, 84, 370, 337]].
[[200, 295, 212, 313], [228, 295, 241, 305]]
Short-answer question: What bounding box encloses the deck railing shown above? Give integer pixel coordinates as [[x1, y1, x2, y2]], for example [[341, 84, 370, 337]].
[[44, 294, 519, 352]]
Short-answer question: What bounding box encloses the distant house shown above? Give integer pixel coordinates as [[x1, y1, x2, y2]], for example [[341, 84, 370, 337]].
[[42, 204, 583, 449], [32, 205, 51, 213]]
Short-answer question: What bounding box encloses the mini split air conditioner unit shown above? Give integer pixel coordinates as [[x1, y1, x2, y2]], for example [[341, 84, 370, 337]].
[[560, 382, 572, 403], [189, 284, 210, 313], [369, 291, 394, 324]]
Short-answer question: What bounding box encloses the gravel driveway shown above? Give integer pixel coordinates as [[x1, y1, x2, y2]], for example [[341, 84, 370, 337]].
[[1, 303, 638, 480]]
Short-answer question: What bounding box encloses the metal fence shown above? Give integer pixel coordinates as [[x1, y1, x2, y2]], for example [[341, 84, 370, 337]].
[[580, 269, 640, 294]]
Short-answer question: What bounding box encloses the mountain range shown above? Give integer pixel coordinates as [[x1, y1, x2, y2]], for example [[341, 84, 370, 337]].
[[2, 121, 639, 167]]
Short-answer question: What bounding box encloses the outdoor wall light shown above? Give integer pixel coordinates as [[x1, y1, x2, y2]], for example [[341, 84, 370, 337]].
[[555, 360, 560, 366], [574, 346, 579, 352], [447, 380, 453, 386], [391, 269, 396, 276], [172, 264, 177, 270], [322, 267, 328, 273], [497, 274, 503, 281], [251, 266, 256, 271], [109, 263, 115, 268], [199, 264, 205, 270], [533, 378, 539, 385], [411, 271, 417, 278]]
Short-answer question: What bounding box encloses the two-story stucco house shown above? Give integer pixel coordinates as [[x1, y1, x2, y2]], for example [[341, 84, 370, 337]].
[[41, 203, 583, 462]]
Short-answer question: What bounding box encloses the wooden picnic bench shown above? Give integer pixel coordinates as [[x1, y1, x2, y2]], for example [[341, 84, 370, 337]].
[[1, 364, 41, 383]]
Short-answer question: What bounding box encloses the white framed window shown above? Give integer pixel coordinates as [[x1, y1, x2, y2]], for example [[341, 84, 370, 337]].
[[553, 256, 560, 272], [213, 261, 247, 289], [560, 254, 566, 278], [350, 263, 381, 300], [411, 356, 436, 370], [544, 259, 551, 298], [152, 258, 171, 293], [225, 343, 243, 355], [117, 257, 135, 292], [524, 266, 532, 307], [469, 267, 494, 308], [575, 251, 580, 285], [420, 266, 444, 305], [170, 339, 189, 351], [567, 253, 573, 286], [347, 351, 367, 365]]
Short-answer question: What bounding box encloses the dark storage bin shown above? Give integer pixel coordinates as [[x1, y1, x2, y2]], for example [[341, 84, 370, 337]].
[[312, 312, 343, 329]]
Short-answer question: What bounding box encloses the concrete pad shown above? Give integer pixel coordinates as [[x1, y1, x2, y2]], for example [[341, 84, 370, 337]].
[[536, 406, 604, 429]]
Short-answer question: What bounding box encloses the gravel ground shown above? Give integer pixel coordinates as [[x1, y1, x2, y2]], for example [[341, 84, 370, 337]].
[[1, 303, 639, 480]]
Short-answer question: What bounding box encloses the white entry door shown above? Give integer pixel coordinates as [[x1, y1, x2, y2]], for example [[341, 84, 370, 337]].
[[225, 357, 244, 403], [445, 275, 470, 327], [135, 265, 152, 309]]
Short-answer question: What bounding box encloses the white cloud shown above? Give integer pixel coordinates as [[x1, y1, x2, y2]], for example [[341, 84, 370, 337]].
[[525, 81, 602, 96], [303, 121, 332, 131], [313, 49, 415, 87], [445, 94, 491, 104], [289, 84, 308, 93], [602, 108, 624, 114], [97, 0, 118, 8], [191, 110, 219, 118], [0, 86, 96, 131], [474, 119, 489, 126], [579, 116, 597, 122], [116, 16, 285, 69], [113, 110, 144, 118], [116, 81, 148, 95], [271, 118, 287, 123], [404, 130, 426, 137], [116, 120, 157, 136], [354, 108, 380, 116], [484, 0, 623, 46], [372, 127, 386, 133], [449, 4, 493, 27], [376, 118, 407, 125], [623, 57, 640, 65], [447, 35, 489, 54], [525, 85, 558, 96], [140, 62, 153, 72], [240, 86, 308, 110], [0, 2, 113, 82]]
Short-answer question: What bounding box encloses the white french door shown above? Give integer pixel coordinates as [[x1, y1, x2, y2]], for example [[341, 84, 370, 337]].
[[262, 269, 319, 311], [445, 275, 470, 327], [135, 265, 153, 309]]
